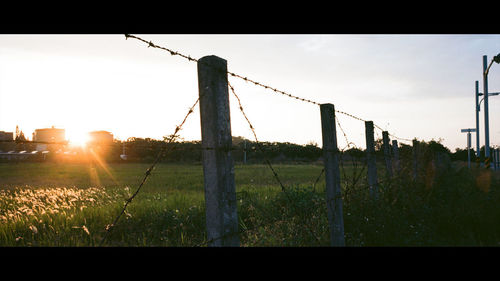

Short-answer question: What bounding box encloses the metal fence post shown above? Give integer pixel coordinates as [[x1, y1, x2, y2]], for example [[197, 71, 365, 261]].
[[365, 121, 378, 199], [320, 103, 345, 246], [198, 55, 239, 247]]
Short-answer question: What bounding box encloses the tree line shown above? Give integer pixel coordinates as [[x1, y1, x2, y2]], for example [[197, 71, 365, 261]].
[[105, 136, 472, 164]]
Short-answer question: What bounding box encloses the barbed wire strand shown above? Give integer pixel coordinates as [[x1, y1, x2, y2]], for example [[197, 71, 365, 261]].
[[98, 97, 199, 246], [228, 81, 288, 192], [227, 80, 322, 245], [124, 34, 414, 144], [335, 115, 369, 199]]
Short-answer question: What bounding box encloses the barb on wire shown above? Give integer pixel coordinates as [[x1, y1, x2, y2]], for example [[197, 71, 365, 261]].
[[124, 35, 414, 146], [227, 72, 321, 106], [125, 34, 321, 107], [228, 81, 287, 192], [335, 109, 367, 123], [372, 121, 413, 143], [125, 34, 198, 63], [312, 168, 324, 192], [335, 115, 368, 199], [228, 80, 322, 244], [387, 132, 413, 143], [99, 97, 199, 246]]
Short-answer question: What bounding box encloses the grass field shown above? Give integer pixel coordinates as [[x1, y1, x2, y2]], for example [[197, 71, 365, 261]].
[[0, 162, 331, 246], [2, 161, 500, 247]]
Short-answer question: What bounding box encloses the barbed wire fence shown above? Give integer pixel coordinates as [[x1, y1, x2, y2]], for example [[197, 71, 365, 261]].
[[97, 97, 200, 246], [100, 34, 421, 246], [1, 34, 424, 246]]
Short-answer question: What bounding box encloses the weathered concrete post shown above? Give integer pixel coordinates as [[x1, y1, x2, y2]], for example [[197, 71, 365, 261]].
[[197, 55, 239, 247], [413, 139, 419, 180], [365, 121, 378, 199], [320, 103, 345, 246], [493, 148, 496, 170], [495, 148, 500, 170], [243, 139, 247, 164], [392, 140, 400, 173], [382, 131, 393, 178]]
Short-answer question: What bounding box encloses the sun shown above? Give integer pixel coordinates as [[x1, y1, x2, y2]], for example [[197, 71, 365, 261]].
[[67, 130, 90, 148]]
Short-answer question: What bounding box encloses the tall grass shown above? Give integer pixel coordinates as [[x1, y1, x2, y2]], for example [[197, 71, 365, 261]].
[[1, 161, 500, 246]]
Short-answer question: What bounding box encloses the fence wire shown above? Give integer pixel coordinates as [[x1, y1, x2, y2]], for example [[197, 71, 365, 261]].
[[124, 34, 413, 143], [226, 81, 323, 245], [0, 34, 440, 247], [118, 34, 411, 246], [98, 97, 199, 246]]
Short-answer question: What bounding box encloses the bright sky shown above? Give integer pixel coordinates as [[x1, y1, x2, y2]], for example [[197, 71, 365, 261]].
[[1, 34, 500, 151]]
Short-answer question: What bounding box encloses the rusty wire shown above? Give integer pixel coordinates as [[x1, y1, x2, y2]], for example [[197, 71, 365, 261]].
[[99, 97, 199, 246], [228, 81, 287, 192], [124, 34, 414, 143], [227, 80, 323, 245]]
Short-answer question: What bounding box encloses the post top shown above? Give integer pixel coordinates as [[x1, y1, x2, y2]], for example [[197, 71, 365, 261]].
[[198, 55, 227, 64], [197, 55, 228, 73], [320, 103, 335, 109]]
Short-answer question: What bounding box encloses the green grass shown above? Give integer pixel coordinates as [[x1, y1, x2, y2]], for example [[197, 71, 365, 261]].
[[0, 162, 328, 246], [2, 162, 500, 246]]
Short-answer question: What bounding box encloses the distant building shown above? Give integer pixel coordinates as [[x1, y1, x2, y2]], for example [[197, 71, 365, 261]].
[[33, 126, 66, 151], [87, 131, 114, 161], [88, 130, 113, 145], [0, 131, 14, 141], [33, 126, 65, 143], [0, 131, 15, 152]]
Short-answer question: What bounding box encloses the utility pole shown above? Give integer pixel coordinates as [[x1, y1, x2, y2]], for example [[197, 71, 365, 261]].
[[483, 55, 491, 169], [461, 128, 476, 169], [475, 80, 480, 161]]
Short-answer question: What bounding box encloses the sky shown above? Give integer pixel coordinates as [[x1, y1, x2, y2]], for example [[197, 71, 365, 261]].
[[0, 34, 500, 151]]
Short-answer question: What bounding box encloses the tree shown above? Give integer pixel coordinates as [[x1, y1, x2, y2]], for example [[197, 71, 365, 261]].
[[15, 125, 26, 142]]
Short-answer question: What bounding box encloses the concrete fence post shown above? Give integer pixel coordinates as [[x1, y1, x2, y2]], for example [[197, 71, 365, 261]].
[[494, 148, 498, 171], [495, 148, 500, 170], [320, 103, 345, 246], [392, 139, 400, 173], [413, 139, 419, 180], [365, 121, 378, 199], [382, 131, 393, 178], [197, 55, 239, 247]]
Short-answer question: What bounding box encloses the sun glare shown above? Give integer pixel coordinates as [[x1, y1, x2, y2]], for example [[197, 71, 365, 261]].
[[67, 130, 90, 147]]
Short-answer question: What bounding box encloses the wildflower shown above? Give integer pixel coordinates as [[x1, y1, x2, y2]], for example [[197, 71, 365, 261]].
[[82, 225, 90, 236], [125, 210, 132, 219], [29, 225, 38, 234]]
